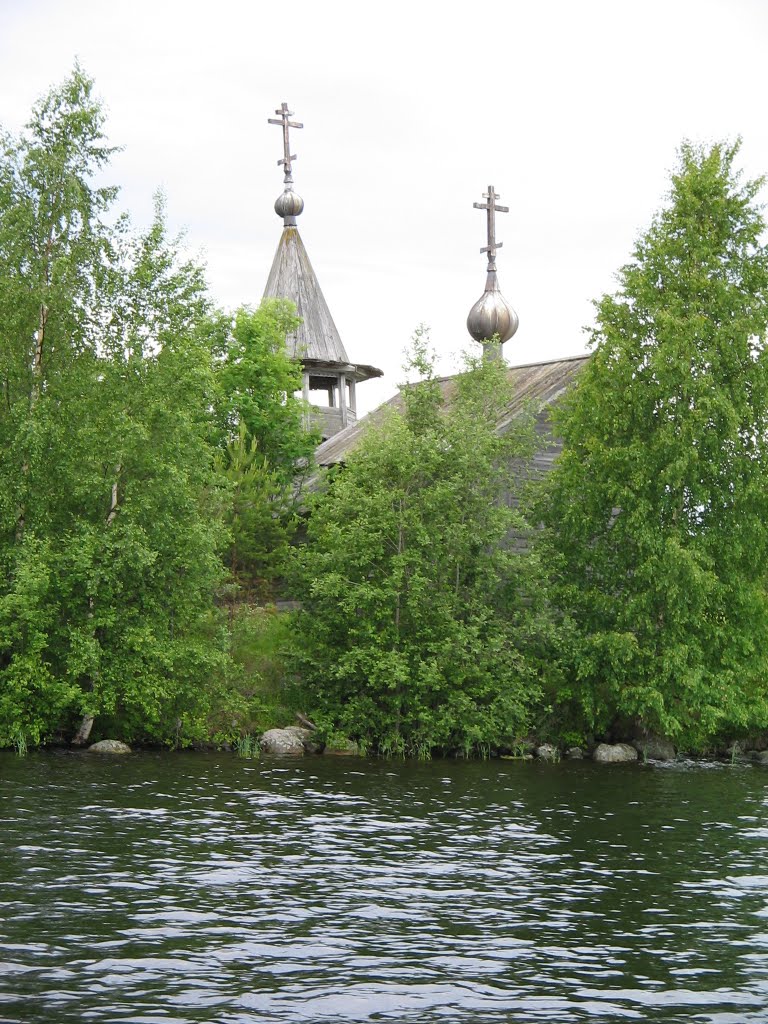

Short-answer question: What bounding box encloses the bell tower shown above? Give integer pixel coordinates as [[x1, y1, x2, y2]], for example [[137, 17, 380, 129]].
[[263, 103, 382, 440]]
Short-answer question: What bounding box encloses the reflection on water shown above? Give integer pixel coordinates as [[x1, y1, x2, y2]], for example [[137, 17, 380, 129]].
[[1, 752, 767, 1023]]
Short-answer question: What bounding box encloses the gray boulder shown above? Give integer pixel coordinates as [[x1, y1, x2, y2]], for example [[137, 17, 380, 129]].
[[751, 750, 768, 765], [565, 746, 584, 759], [593, 742, 638, 764], [87, 739, 132, 754], [260, 726, 314, 756], [535, 744, 559, 761], [633, 735, 676, 762]]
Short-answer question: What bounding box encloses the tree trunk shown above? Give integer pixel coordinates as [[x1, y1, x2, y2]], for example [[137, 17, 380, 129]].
[[106, 472, 120, 524], [72, 471, 122, 747], [15, 303, 49, 543], [71, 715, 95, 747], [31, 302, 48, 400]]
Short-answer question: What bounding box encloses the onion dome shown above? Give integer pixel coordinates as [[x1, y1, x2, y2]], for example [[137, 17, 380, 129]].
[[268, 103, 305, 226], [468, 185, 518, 358], [467, 270, 519, 345], [274, 187, 304, 223]]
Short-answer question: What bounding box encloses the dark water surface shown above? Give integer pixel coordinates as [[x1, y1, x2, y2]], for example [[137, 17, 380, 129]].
[[1, 751, 767, 1024]]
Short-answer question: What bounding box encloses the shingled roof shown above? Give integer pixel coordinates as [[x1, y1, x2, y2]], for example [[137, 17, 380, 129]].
[[264, 225, 350, 365], [312, 354, 591, 468]]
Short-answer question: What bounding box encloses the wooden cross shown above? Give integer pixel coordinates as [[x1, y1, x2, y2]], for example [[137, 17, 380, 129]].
[[268, 102, 303, 181], [473, 185, 509, 266]]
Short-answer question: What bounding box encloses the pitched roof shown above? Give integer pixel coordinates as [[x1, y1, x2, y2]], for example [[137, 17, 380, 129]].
[[263, 225, 349, 365], [313, 354, 591, 468]]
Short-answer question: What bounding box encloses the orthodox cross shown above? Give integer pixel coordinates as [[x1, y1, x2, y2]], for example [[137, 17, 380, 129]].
[[473, 185, 509, 269], [268, 102, 303, 182]]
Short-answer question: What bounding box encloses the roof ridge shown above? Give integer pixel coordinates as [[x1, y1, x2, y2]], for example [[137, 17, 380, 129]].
[[506, 352, 591, 370], [406, 353, 591, 388]]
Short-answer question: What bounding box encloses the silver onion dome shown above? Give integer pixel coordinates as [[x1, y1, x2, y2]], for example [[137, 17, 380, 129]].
[[467, 270, 519, 345], [274, 188, 304, 222], [268, 103, 305, 226], [468, 185, 518, 357]]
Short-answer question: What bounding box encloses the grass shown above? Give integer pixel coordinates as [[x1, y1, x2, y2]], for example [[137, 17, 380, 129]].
[[11, 729, 28, 757], [234, 733, 260, 759]]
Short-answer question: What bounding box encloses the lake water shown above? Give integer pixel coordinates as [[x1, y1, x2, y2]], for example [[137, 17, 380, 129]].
[[1, 751, 767, 1023]]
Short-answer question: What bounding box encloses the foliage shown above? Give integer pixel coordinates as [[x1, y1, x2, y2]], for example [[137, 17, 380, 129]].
[[212, 301, 316, 478], [540, 141, 768, 746], [210, 302, 316, 600], [287, 332, 548, 756], [227, 604, 298, 732], [218, 420, 298, 603], [0, 67, 241, 747]]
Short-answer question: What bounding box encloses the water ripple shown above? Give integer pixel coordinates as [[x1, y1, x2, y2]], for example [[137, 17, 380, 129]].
[[1, 752, 767, 1023]]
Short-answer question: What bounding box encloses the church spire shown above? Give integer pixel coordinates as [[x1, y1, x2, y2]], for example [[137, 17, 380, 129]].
[[262, 101, 382, 441], [269, 102, 305, 225], [466, 184, 519, 360]]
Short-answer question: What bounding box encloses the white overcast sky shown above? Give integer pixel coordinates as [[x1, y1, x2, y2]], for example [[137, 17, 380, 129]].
[[2, 0, 768, 412]]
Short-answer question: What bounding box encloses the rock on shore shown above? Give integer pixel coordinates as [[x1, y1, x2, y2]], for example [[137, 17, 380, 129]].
[[86, 739, 132, 754], [632, 735, 676, 761], [535, 744, 559, 761], [593, 742, 638, 764], [260, 727, 324, 755]]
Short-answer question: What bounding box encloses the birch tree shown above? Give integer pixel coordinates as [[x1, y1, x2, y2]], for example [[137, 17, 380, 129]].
[[0, 68, 237, 747]]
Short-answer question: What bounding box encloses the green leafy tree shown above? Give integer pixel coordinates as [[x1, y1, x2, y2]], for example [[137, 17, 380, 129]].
[[211, 300, 317, 600], [60, 208, 235, 746], [287, 334, 546, 756], [0, 68, 238, 747], [541, 141, 768, 746], [213, 301, 316, 477], [0, 63, 117, 542], [0, 65, 116, 744], [220, 422, 298, 604]]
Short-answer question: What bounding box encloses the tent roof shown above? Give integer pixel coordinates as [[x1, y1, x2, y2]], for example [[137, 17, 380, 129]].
[[264, 225, 350, 365]]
